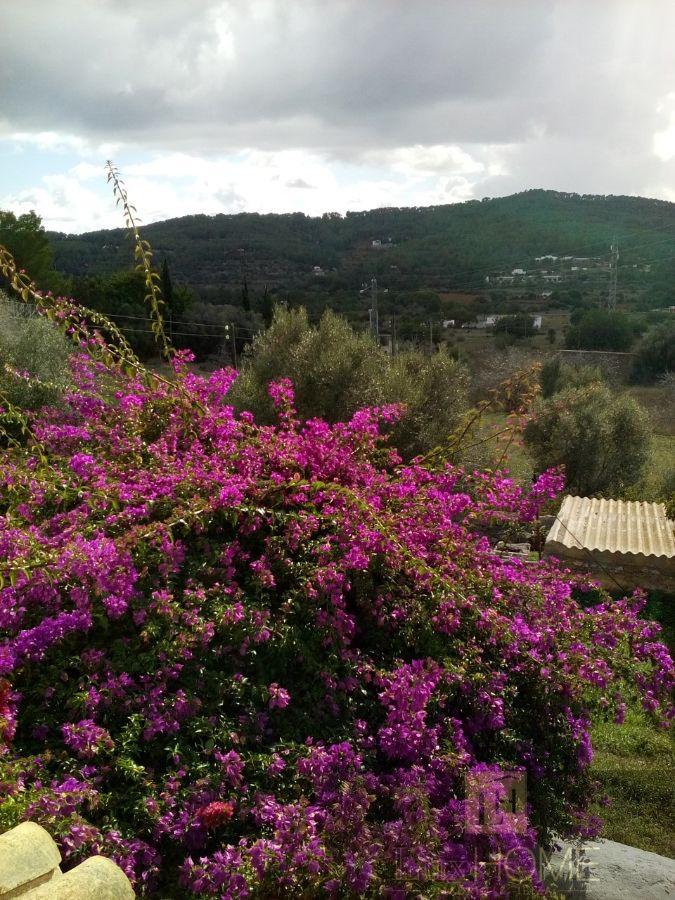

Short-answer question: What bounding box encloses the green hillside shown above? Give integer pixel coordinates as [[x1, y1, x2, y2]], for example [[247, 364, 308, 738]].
[[48, 190, 675, 310]]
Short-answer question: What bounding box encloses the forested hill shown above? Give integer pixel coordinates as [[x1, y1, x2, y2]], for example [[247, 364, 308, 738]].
[[48, 190, 675, 305]]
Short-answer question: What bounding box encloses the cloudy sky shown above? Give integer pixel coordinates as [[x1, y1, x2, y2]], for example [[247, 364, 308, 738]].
[[1, 0, 674, 233]]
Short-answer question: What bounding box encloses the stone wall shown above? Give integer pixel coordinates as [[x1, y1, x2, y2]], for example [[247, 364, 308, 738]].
[[0, 822, 134, 899], [543, 554, 675, 594]]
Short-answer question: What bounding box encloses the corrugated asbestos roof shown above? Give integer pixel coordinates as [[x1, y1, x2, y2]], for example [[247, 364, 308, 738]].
[[546, 496, 675, 561]]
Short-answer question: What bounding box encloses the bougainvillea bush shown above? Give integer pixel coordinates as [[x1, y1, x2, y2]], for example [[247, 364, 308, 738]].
[[0, 349, 673, 898]]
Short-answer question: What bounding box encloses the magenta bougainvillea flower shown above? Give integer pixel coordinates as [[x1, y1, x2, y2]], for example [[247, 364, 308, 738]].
[[0, 350, 672, 898]]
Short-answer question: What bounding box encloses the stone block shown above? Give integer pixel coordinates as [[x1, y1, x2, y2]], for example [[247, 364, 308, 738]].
[[21, 857, 134, 899], [0, 823, 61, 898], [541, 838, 675, 898]]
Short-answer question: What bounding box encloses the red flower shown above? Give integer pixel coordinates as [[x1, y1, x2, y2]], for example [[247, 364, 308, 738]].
[[196, 801, 235, 829]]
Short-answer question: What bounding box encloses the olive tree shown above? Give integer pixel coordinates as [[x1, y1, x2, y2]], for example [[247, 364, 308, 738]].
[[0, 294, 71, 410], [631, 322, 675, 383], [524, 382, 651, 496], [539, 357, 604, 398], [231, 306, 470, 459]]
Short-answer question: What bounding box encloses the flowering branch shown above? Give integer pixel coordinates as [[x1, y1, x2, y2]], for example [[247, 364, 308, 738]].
[[105, 161, 172, 360]]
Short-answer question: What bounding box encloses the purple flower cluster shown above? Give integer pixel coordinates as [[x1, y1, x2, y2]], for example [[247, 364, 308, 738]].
[[61, 719, 113, 759]]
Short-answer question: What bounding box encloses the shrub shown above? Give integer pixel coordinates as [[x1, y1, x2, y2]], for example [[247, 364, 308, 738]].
[[494, 330, 517, 350], [658, 465, 675, 519], [231, 306, 470, 458], [565, 309, 634, 351], [539, 358, 604, 398], [377, 349, 470, 458], [470, 346, 539, 404], [0, 296, 71, 411], [230, 306, 380, 422], [539, 358, 563, 398], [631, 322, 675, 383], [493, 314, 536, 338], [524, 383, 651, 496], [0, 346, 672, 897]]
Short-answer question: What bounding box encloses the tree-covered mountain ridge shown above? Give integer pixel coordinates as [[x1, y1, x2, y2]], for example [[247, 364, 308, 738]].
[[48, 189, 675, 301]]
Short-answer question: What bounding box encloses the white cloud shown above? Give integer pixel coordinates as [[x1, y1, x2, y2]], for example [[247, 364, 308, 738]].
[[1, 144, 517, 232], [1, 1, 675, 230], [375, 145, 487, 180], [654, 94, 675, 162], [8, 132, 121, 159], [3, 174, 114, 232]]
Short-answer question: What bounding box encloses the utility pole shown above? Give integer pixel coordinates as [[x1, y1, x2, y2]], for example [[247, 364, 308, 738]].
[[222, 323, 230, 364], [361, 278, 382, 344], [428, 320, 434, 354], [607, 238, 619, 310], [370, 277, 379, 344], [230, 322, 238, 368]]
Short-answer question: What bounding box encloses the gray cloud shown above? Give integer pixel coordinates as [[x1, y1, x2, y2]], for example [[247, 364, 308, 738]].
[[1, 0, 674, 205], [286, 178, 315, 189]]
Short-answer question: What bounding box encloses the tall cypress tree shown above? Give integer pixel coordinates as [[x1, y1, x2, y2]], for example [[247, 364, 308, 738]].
[[261, 284, 274, 327], [160, 257, 174, 312]]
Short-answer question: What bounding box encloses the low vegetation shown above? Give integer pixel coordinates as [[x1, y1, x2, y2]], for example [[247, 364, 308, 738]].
[[539, 358, 604, 399], [591, 709, 674, 858]]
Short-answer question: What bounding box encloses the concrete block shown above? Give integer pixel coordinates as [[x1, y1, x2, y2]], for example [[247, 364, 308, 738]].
[[541, 838, 675, 898], [21, 857, 134, 899], [0, 823, 61, 897]]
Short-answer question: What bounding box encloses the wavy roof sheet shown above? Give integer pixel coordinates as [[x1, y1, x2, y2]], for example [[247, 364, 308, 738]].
[[545, 496, 675, 572]]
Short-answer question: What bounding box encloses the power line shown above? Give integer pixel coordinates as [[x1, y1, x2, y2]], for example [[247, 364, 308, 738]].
[[95, 310, 258, 336]]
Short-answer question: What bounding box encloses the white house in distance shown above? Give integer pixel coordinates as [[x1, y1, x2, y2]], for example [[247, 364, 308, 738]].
[[466, 314, 543, 329]]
